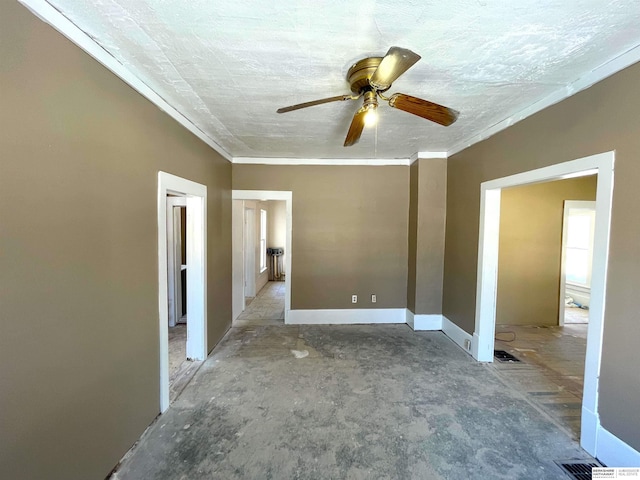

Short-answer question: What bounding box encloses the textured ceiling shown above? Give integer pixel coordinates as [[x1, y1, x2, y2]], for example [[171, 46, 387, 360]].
[[43, 0, 640, 159]]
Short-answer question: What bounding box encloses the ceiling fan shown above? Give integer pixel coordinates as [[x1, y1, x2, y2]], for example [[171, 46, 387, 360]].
[[277, 47, 459, 147]]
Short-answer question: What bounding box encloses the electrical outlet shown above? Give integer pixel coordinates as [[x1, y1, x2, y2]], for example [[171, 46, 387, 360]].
[[352, 295, 358, 303], [371, 294, 377, 303], [464, 339, 471, 351]]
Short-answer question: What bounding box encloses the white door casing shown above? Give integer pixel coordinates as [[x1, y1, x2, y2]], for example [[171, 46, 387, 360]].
[[157, 172, 207, 413], [473, 151, 614, 457], [232, 190, 292, 323]]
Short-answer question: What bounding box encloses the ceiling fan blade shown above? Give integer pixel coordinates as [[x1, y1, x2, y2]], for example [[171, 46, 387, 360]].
[[344, 108, 367, 147], [370, 47, 421, 91], [388, 93, 459, 126], [277, 94, 355, 113]]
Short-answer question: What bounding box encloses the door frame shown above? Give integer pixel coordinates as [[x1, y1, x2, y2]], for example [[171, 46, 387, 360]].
[[473, 151, 614, 456], [157, 172, 207, 413], [232, 190, 292, 322]]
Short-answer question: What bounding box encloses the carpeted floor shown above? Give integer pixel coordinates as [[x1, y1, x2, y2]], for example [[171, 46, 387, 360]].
[[113, 324, 593, 479]]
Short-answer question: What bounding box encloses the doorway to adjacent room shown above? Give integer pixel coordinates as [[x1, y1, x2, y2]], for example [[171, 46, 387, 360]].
[[474, 151, 614, 457], [158, 172, 207, 413]]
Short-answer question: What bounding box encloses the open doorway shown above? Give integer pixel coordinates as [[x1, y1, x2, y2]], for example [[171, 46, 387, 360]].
[[491, 175, 596, 440], [157, 172, 207, 413], [232, 191, 292, 326], [166, 195, 193, 400], [474, 151, 614, 457], [560, 201, 596, 326]]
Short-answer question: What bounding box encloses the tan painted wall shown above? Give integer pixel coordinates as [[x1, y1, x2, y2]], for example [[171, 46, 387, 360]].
[[443, 60, 640, 450], [0, 3, 231, 479], [496, 176, 597, 326], [407, 159, 447, 314], [232, 165, 409, 309]]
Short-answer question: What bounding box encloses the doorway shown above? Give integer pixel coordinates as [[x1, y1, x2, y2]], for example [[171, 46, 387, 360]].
[[232, 191, 292, 324], [491, 176, 596, 440], [560, 201, 596, 326], [157, 172, 207, 413], [244, 206, 256, 300], [474, 151, 614, 457]]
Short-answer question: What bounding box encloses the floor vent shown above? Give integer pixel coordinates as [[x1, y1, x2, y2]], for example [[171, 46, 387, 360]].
[[555, 460, 603, 479], [494, 350, 521, 362]]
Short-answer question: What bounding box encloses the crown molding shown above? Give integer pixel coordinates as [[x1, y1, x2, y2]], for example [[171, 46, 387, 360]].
[[19, 0, 233, 162], [448, 43, 640, 157], [232, 157, 412, 166]]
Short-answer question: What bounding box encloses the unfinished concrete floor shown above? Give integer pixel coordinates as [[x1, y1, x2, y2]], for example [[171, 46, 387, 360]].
[[235, 281, 285, 327], [112, 324, 593, 479], [168, 323, 204, 403]]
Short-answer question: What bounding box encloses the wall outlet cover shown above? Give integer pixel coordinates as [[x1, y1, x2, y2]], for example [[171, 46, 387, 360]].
[[352, 295, 358, 303]]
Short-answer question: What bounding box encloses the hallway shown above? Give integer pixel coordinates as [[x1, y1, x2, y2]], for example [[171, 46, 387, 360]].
[[112, 324, 594, 479], [235, 281, 285, 327]]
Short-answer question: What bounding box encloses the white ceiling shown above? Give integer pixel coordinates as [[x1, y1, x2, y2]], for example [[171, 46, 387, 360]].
[[38, 0, 640, 160]]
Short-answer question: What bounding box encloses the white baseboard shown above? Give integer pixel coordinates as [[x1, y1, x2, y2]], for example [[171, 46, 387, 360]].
[[406, 310, 415, 329], [442, 315, 473, 356], [581, 406, 599, 456], [412, 314, 443, 331], [287, 308, 406, 325], [596, 424, 640, 467]]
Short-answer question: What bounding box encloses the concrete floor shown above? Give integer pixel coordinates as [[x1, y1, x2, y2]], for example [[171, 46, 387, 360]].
[[168, 324, 187, 378], [112, 324, 593, 479], [168, 323, 203, 403], [235, 281, 285, 327]]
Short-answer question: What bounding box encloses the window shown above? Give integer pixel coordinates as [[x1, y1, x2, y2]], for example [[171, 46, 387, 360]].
[[260, 209, 267, 273], [564, 204, 595, 288]]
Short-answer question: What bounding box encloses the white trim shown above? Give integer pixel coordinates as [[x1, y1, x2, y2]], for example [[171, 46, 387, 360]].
[[288, 308, 406, 325], [19, 0, 232, 162], [405, 309, 415, 329], [596, 425, 640, 467], [448, 45, 640, 157], [232, 191, 292, 322], [157, 172, 207, 413], [231, 157, 412, 166], [412, 151, 449, 161], [474, 151, 615, 457], [442, 315, 473, 355], [412, 314, 444, 331]]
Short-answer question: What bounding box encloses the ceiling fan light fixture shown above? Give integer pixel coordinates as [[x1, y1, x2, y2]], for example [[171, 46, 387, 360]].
[[364, 104, 378, 127]]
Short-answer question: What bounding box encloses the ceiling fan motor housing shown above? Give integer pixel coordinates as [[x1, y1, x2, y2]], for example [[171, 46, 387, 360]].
[[347, 57, 385, 94]]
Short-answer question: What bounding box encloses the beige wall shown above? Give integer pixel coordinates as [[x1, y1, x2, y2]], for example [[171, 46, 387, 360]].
[[407, 159, 447, 314], [443, 61, 640, 450], [0, 3, 231, 479], [496, 176, 597, 326], [233, 165, 409, 309]]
